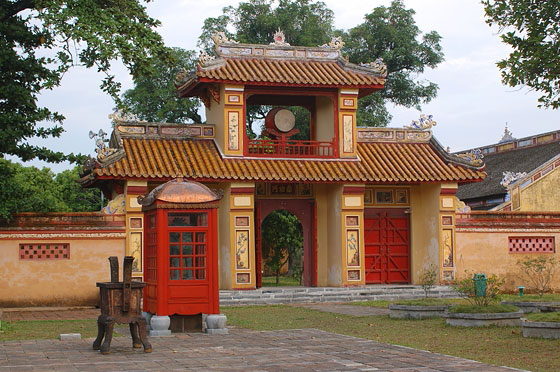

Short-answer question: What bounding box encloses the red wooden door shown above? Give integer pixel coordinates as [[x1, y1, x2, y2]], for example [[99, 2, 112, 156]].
[[364, 209, 410, 284]]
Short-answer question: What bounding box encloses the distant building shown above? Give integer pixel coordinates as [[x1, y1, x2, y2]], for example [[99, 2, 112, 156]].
[[456, 128, 560, 210]]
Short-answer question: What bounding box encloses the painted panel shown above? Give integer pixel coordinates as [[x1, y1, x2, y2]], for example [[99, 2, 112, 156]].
[[235, 230, 250, 270], [347, 270, 360, 281], [130, 231, 143, 272], [442, 229, 454, 268], [227, 111, 240, 151], [236, 273, 251, 284], [235, 216, 250, 227], [342, 114, 354, 153], [346, 229, 360, 267]]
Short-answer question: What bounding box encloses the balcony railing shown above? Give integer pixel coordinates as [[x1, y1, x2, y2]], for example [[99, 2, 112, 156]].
[[246, 139, 336, 158]]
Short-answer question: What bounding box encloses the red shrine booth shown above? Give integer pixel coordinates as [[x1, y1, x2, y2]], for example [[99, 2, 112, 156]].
[[139, 178, 222, 317]]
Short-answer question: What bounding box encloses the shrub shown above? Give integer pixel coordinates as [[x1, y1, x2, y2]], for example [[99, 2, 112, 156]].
[[517, 256, 558, 297], [453, 272, 504, 307], [420, 264, 438, 299]]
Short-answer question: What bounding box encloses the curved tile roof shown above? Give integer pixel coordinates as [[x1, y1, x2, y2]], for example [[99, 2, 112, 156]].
[[92, 138, 485, 183]]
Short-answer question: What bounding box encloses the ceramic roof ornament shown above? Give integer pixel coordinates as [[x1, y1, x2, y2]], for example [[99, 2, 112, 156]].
[[457, 149, 484, 167], [89, 129, 117, 161], [499, 123, 515, 143], [500, 171, 527, 187], [211, 31, 238, 46], [321, 37, 344, 50], [108, 109, 144, 124], [198, 50, 216, 67], [270, 29, 290, 46], [405, 114, 436, 130]]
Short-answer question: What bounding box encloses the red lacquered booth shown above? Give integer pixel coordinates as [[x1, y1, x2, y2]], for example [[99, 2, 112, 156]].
[[139, 178, 222, 316]]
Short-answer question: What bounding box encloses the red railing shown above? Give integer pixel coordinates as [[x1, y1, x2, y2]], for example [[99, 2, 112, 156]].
[[246, 139, 336, 158]]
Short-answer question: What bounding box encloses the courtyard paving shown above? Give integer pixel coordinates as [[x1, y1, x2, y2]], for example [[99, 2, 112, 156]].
[[0, 327, 526, 372]]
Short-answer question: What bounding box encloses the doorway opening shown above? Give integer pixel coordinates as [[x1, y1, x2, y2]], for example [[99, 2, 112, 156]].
[[261, 210, 304, 287]]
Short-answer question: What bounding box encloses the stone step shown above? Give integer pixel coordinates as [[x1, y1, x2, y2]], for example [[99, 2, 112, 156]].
[[220, 285, 458, 306]]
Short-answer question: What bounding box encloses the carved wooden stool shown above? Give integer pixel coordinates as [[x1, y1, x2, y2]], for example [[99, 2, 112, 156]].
[[93, 256, 152, 354]]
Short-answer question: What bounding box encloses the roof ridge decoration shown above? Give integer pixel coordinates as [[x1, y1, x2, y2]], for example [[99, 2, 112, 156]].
[[211, 31, 239, 46], [198, 50, 216, 66], [108, 109, 146, 124], [321, 37, 344, 50], [270, 29, 290, 46], [456, 149, 484, 167], [500, 171, 527, 188], [404, 114, 436, 131]]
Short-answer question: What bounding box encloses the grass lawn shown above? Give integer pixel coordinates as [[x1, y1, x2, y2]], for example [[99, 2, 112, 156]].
[[261, 275, 301, 286], [0, 319, 99, 341], [502, 293, 560, 302], [223, 305, 560, 372]]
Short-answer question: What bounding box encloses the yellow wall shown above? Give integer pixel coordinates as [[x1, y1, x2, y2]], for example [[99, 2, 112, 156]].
[[327, 184, 343, 286], [0, 236, 124, 307], [206, 84, 226, 154], [216, 183, 232, 289], [315, 184, 329, 286], [456, 230, 560, 291], [409, 183, 441, 283], [519, 166, 560, 212], [315, 96, 335, 142]]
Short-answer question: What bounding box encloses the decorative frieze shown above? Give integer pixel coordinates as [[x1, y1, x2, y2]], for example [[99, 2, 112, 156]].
[[357, 128, 432, 143]]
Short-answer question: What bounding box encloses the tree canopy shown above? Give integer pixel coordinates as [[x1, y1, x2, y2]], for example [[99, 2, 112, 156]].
[[0, 0, 173, 163], [199, 0, 444, 127], [122, 47, 202, 123], [0, 160, 102, 221], [483, 0, 560, 109]]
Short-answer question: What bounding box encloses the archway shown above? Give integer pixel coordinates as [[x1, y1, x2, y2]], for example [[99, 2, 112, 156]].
[[255, 199, 316, 287], [261, 210, 303, 286]]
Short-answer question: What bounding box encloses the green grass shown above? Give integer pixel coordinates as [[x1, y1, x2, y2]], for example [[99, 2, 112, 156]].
[[0, 319, 99, 341], [502, 293, 560, 302], [261, 275, 301, 286], [393, 298, 460, 306], [526, 311, 560, 323], [447, 303, 519, 313], [350, 300, 392, 308], [223, 305, 560, 372]]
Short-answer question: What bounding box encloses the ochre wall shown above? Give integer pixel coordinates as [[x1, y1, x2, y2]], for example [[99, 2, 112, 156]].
[[315, 96, 335, 142], [0, 236, 124, 307], [315, 184, 329, 286], [519, 167, 560, 212], [327, 184, 343, 286], [216, 183, 232, 289], [206, 84, 226, 154], [456, 230, 560, 291], [409, 183, 441, 283]]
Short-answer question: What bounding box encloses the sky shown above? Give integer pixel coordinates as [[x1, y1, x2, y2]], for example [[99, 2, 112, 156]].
[[19, 0, 559, 173]]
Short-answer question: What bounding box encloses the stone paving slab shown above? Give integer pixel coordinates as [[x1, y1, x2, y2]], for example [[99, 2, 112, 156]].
[[293, 303, 390, 316], [0, 328, 526, 372]]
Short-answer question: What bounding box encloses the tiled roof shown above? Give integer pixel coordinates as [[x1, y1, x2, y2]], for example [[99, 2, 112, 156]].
[[193, 58, 385, 87], [92, 138, 485, 183]]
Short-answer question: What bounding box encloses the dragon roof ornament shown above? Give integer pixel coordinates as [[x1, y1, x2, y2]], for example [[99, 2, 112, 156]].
[[500, 171, 527, 188], [108, 109, 145, 124], [456, 149, 484, 167], [270, 29, 290, 46], [404, 114, 436, 131], [211, 31, 238, 46], [321, 36, 344, 50], [198, 50, 216, 66], [89, 129, 118, 162], [361, 58, 387, 77]]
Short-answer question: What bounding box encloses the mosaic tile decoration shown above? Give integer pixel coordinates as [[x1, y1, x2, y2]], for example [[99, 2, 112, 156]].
[[20, 243, 69, 260]]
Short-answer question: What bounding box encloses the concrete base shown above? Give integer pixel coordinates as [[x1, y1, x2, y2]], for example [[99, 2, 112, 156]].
[[59, 333, 81, 341], [150, 315, 171, 337], [389, 304, 449, 319], [205, 314, 228, 335], [522, 319, 560, 339], [444, 311, 523, 327], [502, 301, 560, 313]]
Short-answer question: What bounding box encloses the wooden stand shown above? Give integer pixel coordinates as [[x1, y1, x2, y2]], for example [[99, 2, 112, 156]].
[[93, 256, 152, 354]]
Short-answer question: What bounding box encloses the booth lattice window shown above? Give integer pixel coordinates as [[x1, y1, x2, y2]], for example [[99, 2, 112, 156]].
[[169, 231, 207, 280], [20, 243, 69, 260], [508, 237, 555, 253]]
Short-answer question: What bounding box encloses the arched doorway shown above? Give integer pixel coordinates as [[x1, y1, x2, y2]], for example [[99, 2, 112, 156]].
[[255, 199, 316, 287]]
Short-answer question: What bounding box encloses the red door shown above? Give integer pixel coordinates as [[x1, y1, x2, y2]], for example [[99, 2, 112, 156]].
[[364, 209, 410, 284]]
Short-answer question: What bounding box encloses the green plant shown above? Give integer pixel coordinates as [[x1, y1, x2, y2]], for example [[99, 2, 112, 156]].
[[452, 272, 504, 307], [420, 264, 438, 299], [448, 304, 519, 314], [526, 311, 560, 323], [517, 256, 558, 297]]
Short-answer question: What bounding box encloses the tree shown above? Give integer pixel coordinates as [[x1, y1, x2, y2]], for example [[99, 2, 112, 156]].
[[122, 47, 202, 123], [199, 0, 444, 127], [0, 160, 101, 221], [342, 0, 444, 126], [261, 210, 303, 284], [483, 1, 560, 108], [0, 0, 173, 163]]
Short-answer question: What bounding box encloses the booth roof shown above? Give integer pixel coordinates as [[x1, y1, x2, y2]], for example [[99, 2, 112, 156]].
[[86, 137, 485, 184]]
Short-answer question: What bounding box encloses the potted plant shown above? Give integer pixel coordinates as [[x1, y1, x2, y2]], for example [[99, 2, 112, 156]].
[[445, 273, 523, 327], [502, 257, 560, 313], [389, 265, 455, 319], [522, 311, 560, 339]]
